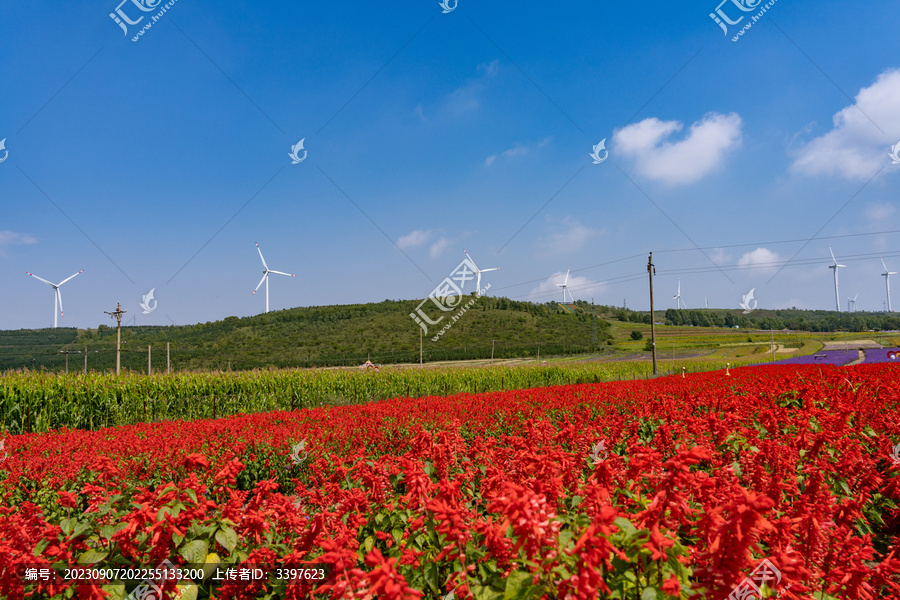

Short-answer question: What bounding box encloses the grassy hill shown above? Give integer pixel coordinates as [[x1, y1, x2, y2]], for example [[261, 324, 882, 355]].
[[0, 297, 612, 372], [4, 297, 898, 374]]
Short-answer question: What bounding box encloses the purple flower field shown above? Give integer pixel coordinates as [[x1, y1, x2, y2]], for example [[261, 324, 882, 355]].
[[772, 350, 859, 366], [863, 347, 900, 364]]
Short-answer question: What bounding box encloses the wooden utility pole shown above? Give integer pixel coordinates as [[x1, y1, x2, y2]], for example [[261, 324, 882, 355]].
[[771, 331, 775, 362], [648, 253, 658, 376], [105, 302, 126, 375], [59, 345, 80, 374], [148, 345, 152, 375], [419, 329, 423, 366], [491, 340, 495, 365], [84, 346, 87, 374], [167, 342, 171, 374]]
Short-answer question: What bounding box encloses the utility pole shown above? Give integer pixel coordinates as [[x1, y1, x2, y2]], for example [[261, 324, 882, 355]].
[[771, 330, 775, 363], [648, 253, 658, 376], [491, 340, 495, 365], [59, 345, 80, 374], [167, 342, 171, 374], [105, 302, 126, 375], [84, 346, 87, 374], [148, 345, 152, 375], [419, 328, 423, 366]]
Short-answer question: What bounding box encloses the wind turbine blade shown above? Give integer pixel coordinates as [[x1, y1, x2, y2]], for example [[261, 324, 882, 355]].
[[252, 273, 267, 294], [26, 272, 56, 287], [269, 270, 296, 277], [828, 243, 837, 264], [883, 257, 889, 272], [57, 289, 64, 317], [480, 267, 500, 273], [58, 269, 84, 286], [564, 267, 570, 285], [837, 264, 847, 268], [464, 250, 479, 272], [256, 243, 269, 270]]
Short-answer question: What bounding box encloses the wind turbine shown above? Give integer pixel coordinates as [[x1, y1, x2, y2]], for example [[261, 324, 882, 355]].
[[673, 279, 686, 309], [26, 269, 84, 328], [881, 258, 897, 312], [847, 292, 859, 313], [463, 250, 499, 295], [827, 243, 847, 312], [555, 267, 573, 303], [252, 242, 295, 313]]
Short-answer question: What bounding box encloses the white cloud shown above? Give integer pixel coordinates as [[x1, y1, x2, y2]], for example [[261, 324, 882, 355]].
[[485, 137, 551, 167], [863, 202, 896, 222], [397, 229, 432, 249], [738, 247, 782, 271], [613, 112, 742, 185], [791, 69, 900, 180], [530, 270, 604, 302], [0, 230, 37, 257], [430, 237, 452, 258], [443, 60, 499, 118], [709, 247, 732, 265], [537, 218, 598, 256]]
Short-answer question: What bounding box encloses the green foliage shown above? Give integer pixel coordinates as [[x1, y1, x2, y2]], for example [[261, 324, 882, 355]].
[[0, 298, 613, 372]]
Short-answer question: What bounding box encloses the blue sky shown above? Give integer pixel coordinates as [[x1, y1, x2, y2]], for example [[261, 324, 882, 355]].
[[1, 0, 899, 329]]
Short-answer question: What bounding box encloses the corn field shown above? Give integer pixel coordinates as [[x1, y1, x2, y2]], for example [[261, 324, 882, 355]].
[[0, 358, 752, 434]]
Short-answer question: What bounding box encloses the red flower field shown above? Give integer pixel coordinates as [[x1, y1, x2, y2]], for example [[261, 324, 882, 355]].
[[1, 364, 899, 599]]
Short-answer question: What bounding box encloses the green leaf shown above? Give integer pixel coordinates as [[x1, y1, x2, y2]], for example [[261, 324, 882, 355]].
[[502, 571, 542, 600], [184, 489, 198, 504], [362, 535, 375, 555], [101, 583, 126, 600], [613, 516, 638, 537], [215, 528, 238, 554], [180, 540, 208, 565], [71, 521, 92, 540], [176, 584, 198, 600], [641, 587, 659, 600], [78, 549, 109, 564], [60, 518, 74, 537], [172, 532, 185, 547]]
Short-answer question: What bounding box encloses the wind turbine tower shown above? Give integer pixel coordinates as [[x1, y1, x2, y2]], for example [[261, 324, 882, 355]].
[[555, 267, 573, 303], [827, 244, 846, 312], [463, 250, 500, 295], [847, 293, 859, 313], [26, 269, 84, 328], [881, 258, 897, 312], [673, 279, 686, 309], [252, 242, 296, 313]]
